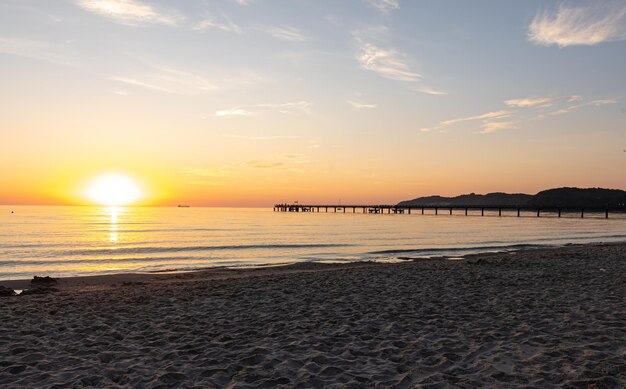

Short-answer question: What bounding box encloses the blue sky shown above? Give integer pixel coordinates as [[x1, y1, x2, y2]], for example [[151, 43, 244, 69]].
[[0, 0, 625, 205]]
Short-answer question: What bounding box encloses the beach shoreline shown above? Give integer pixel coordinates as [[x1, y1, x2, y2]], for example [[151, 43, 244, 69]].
[[0, 241, 621, 290], [1, 241, 624, 387]]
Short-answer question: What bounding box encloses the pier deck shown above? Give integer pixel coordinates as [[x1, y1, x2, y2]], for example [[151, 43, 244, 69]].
[[273, 204, 622, 218]]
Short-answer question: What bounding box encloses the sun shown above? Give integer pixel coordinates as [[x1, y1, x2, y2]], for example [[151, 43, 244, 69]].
[[85, 173, 143, 206]]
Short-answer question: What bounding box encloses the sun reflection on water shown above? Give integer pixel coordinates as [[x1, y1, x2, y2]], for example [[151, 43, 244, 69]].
[[107, 206, 120, 243]]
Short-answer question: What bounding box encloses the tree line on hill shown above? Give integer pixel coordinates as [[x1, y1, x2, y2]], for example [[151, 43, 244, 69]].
[[397, 187, 626, 209]]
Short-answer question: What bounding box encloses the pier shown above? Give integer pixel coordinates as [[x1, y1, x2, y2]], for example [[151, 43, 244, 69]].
[[273, 204, 620, 218]]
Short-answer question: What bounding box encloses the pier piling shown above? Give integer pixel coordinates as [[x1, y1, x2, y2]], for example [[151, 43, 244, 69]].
[[273, 203, 619, 219]]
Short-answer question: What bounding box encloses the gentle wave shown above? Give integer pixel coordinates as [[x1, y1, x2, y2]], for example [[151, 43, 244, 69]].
[[368, 243, 550, 255], [87, 228, 228, 233], [143, 261, 296, 273], [472, 234, 626, 246], [0, 243, 67, 249], [0, 256, 199, 266], [62, 243, 353, 256]]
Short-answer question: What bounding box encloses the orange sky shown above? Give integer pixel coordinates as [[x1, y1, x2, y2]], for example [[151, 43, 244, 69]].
[[1, 1, 625, 206]]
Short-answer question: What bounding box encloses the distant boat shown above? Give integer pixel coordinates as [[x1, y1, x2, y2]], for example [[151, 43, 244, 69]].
[[177, 204, 190, 208]]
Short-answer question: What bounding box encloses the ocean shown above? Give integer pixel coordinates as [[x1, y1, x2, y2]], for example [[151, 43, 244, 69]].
[[1, 205, 625, 280]]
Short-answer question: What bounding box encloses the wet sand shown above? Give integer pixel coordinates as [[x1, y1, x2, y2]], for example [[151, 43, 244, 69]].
[[1, 242, 624, 388]]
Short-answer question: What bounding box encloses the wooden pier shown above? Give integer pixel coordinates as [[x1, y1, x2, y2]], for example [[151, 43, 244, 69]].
[[273, 204, 620, 218]]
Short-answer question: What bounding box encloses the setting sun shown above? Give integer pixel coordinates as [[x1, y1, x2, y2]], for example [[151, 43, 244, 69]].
[[85, 173, 143, 206]]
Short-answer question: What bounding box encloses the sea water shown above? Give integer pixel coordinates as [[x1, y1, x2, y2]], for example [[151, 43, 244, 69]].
[[1, 205, 625, 280]]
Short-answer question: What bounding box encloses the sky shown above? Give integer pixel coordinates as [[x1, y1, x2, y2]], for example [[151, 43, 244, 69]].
[[1, 0, 625, 206]]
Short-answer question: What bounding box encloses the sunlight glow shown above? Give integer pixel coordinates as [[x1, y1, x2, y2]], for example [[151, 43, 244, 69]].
[[86, 173, 143, 206]]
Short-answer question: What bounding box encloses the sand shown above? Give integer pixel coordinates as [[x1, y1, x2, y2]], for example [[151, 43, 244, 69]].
[[0, 242, 624, 388]]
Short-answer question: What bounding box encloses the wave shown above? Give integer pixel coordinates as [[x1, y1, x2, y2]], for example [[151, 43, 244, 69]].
[[62, 243, 352, 256], [468, 234, 626, 247], [88, 228, 228, 233], [0, 243, 66, 249], [533, 233, 626, 242], [0, 255, 200, 266], [367, 234, 626, 256], [143, 261, 297, 273], [367, 243, 550, 255]]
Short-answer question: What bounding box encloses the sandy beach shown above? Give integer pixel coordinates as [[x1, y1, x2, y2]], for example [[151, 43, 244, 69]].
[[1, 242, 624, 388]]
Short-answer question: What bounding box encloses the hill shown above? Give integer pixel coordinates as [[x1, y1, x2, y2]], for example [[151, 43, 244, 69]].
[[528, 187, 626, 209], [397, 187, 626, 209], [397, 192, 531, 207]]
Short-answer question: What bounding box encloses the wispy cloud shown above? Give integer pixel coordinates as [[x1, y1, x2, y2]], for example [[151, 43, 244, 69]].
[[505, 95, 591, 109], [215, 108, 252, 117], [420, 110, 511, 132], [545, 98, 617, 116], [244, 160, 284, 169], [353, 27, 445, 94], [76, 0, 183, 26], [0, 37, 77, 66], [364, 0, 400, 13], [219, 134, 300, 140], [505, 97, 555, 108], [590, 98, 618, 106], [413, 86, 447, 96], [448, 110, 512, 124], [244, 154, 310, 169], [110, 65, 217, 95], [354, 31, 420, 82], [193, 14, 241, 34], [181, 167, 230, 179], [181, 166, 233, 186], [280, 153, 308, 161], [182, 152, 310, 186], [256, 101, 311, 113], [347, 100, 376, 109], [214, 101, 311, 117], [547, 105, 580, 117], [480, 121, 517, 134], [528, 2, 626, 47], [423, 94, 619, 134], [109, 76, 173, 93], [262, 26, 307, 42]]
